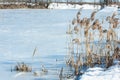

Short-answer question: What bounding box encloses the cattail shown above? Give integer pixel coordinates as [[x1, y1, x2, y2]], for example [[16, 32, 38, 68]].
[[86, 42, 92, 55], [59, 67, 63, 80], [98, 24, 102, 30], [72, 38, 80, 56], [90, 11, 97, 21], [72, 18, 77, 25], [74, 64, 79, 75], [98, 25, 103, 40], [66, 24, 72, 34], [107, 29, 116, 41], [112, 12, 117, 19], [71, 56, 75, 67], [76, 54, 82, 67], [66, 55, 75, 67], [113, 18, 119, 28], [92, 19, 99, 30], [80, 17, 87, 27], [84, 29, 88, 38], [87, 54, 93, 67], [77, 18, 81, 23], [32, 47, 37, 57], [74, 26, 79, 33], [106, 16, 110, 21], [106, 51, 113, 68], [76, 11, 81, 19], [89, 32, 94, 42], [85, 18, 91, 28], [106, 16, 113, 24], [72, 38, 80, 44], [107, 30, 111, 42], [106, 44, 111, 49], [112, 47, 120, 59], [80, 19, 84, 27]]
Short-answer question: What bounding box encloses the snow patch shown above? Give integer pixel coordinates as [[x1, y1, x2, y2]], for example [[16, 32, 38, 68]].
[[81, 65, 120, 80], [48, 3, 101, 10], [14, 72, 27, 78], [99, 6, 118, 13]]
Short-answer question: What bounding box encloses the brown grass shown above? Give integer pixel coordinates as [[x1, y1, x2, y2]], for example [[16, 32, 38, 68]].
[[66, 9, 120, 76]]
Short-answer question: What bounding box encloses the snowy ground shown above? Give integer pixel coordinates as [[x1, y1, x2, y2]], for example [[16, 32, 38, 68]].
[[48, 3, 101, 10], [0, 7, 120, 80], [48, 3, 119, 10], [81, 65, 120, 80]]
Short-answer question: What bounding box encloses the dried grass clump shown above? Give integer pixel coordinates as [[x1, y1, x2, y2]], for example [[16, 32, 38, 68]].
[[14, 62, 32, 72]]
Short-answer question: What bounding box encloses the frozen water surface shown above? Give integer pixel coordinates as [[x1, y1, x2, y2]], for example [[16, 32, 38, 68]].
[[0, 9, 80, 80]]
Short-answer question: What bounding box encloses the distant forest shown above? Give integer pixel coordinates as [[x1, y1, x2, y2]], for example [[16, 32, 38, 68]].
[[0, 0, 119, 2], [0, 0, 119, 9]]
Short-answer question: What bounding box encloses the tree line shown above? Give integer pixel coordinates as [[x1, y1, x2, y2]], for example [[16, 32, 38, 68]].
[[0, 0, 119, 6]]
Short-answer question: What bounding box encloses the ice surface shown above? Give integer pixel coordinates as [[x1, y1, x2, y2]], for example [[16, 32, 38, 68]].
[[0, 9, 79, 80]]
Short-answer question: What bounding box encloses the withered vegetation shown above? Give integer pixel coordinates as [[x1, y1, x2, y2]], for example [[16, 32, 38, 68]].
[[65, 9, 120, 79]]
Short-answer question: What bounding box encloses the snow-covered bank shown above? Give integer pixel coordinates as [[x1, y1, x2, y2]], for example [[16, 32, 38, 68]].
[[48, 3, 101, 9], [99, 6, 118, 13], [78, 5, 119, 80], [81, 65, 120, 80]]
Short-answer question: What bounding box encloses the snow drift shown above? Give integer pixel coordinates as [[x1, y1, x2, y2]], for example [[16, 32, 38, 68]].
[[81, 65, 120, 80]]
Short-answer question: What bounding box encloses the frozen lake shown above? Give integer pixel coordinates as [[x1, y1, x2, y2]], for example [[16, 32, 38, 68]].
[[0, 9, 120, 80], [0, 9, 81, 80]]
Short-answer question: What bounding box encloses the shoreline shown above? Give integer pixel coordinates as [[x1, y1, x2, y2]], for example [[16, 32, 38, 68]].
[[0, 4, 47, 9], [0, 3, 119, 9]]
